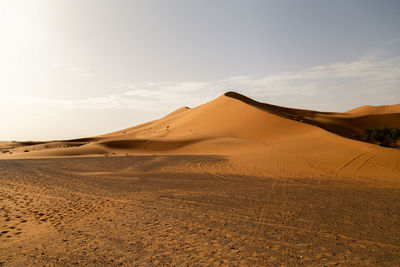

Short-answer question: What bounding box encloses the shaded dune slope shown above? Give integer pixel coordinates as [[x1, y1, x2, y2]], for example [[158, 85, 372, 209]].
[[224, 91, 400, 141]]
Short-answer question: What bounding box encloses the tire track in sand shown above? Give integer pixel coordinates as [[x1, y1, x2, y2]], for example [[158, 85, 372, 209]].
[[335, 149, 376, 178]]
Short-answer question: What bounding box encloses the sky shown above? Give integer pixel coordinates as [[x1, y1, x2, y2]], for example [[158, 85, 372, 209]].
[[0, 0, 399, 140]]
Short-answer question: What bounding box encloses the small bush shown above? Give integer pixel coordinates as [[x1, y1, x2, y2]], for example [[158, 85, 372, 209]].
[[364, 126, 400, 147]]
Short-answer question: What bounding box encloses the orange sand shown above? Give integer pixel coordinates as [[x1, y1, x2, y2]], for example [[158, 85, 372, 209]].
[[1, 92, 399, 182]]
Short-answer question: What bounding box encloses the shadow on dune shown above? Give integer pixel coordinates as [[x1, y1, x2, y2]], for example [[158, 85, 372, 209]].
[[224, 91, 400, 142], [98, 137, 211, 151]]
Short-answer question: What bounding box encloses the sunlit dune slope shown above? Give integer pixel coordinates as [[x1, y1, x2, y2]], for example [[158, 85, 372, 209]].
[[100, 93, 318, 141]]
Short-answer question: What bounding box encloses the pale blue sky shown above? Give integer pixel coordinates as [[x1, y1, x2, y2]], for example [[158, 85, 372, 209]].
[[0, 0, 399, 140]]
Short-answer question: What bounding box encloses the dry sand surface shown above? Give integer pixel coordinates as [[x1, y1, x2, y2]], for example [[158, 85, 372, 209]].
[[1, 92, 400, 265], [1, 156, 400, 266]]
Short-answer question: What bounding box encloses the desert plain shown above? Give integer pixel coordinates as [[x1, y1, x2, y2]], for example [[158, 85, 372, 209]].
[[1, 92, 400, 266]]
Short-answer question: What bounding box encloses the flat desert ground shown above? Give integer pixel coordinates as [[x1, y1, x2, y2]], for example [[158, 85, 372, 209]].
[[1, 92, 400, 266]]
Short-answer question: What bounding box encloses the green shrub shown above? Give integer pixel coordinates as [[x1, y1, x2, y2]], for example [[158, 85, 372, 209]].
[[364, 126, 400, 147]]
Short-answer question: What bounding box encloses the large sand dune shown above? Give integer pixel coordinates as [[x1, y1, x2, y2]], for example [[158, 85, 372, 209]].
[[2, 92, 399, 181]]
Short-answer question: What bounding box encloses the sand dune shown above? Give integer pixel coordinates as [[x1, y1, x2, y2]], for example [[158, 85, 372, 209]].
[[1, 92, 400, 181], [225, 91, 400, 140], [347, 103, 400, 115]]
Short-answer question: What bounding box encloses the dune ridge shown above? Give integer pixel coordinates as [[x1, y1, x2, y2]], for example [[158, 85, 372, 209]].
[[224, 91, 400, 141]]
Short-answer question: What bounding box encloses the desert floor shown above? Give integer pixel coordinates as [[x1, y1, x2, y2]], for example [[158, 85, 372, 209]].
[[1, 155, 399, 266]]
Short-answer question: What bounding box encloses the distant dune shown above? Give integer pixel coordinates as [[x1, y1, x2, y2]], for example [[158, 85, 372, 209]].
[[2, 92, 400, 181], [347, 103, 400, 115]]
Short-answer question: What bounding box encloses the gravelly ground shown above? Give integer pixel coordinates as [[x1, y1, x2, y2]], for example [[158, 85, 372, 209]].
[[0, 156, 399, 266]]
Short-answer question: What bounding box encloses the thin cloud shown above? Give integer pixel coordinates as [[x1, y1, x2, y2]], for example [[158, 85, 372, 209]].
[[49, 63, 92, 78], [3, 55, 400, 112]]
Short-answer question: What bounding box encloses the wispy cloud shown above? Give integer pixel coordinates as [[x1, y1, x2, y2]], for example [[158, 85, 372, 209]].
[[49, 63, 92, 78], [4, 55, 400, 112]]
